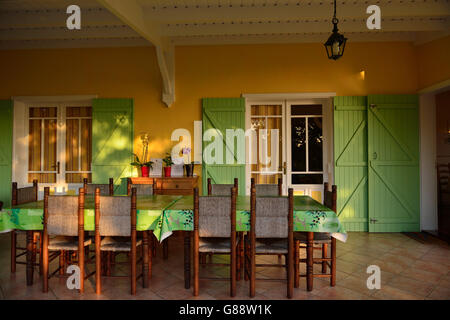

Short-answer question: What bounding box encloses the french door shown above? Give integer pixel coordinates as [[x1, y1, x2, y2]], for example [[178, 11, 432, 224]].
[[246, 98, 332, 200], [25, 103, 92, 193], [246, 101, 287, 194]]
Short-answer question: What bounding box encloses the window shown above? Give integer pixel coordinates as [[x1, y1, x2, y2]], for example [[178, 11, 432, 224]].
[[290, 105, 323, 185], [27, 105, 92, 184]]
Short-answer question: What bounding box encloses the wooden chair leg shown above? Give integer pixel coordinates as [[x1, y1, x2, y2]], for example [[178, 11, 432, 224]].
[[331, 238, 336, 287], [131, 246, 137, 295], [200, 253, 206, 267], [237, 233, 244, 281], [96, 246, 102, 295], [231, 250, 236, 297], [250, 245, 255, 298], [11, 230, 16, 273], [244, 241, 249, 281], [322, 243, 328, 274], [42, 236, 49, 293], [59, 250, 65, 275], [106, 252, 112, 276], [294, 241, 299, 288], [193, 235, 199, 296], [287, 244, 293, 299], [79, 248, 84, 294], [306, 232, 314, 291], [39, 233, 43, 275]]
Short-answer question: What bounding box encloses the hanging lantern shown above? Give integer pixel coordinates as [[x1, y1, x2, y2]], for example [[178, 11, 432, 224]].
[[324, 0, 347, 60]]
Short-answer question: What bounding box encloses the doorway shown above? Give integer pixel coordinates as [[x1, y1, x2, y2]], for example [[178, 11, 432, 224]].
[[13, 97, 94, 196], [244, 94, 334, 201]]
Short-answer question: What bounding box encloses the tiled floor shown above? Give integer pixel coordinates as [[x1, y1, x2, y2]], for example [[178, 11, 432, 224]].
[[0, 232, 449, 300]]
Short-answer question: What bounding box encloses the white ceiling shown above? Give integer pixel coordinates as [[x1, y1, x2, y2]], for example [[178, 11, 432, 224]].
[[1, 0, 449, 49]]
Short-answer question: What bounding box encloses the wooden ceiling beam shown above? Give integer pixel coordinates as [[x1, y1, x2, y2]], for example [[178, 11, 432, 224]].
[[97, 0, 175, 107]]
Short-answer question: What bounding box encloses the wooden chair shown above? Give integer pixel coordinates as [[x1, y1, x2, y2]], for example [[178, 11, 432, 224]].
[[95, 188, 147, 295], [250, 177, 283, 196], [83, 178, 114, 196], [250, 177, 284, 261], [294, 182, 337, 291], [42, 187, 92, 293], [207, 178, 238, 196], [245, 187, 294, 298], [127, 178, 161, 259], [11, 180, 42, 274], [206, 178, 243, 279], [193, 187, 239, 297], [127, 178, 153, 196]]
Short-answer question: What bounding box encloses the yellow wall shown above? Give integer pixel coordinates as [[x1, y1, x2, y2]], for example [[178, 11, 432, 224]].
[[416, 35, 450, 90], [0, 41, 420, 165]]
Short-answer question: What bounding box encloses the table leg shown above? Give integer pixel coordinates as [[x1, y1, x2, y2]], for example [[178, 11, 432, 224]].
[[26, 231, 34, 286], [163, 240, 169, 260], [184, 231, 191, 289], [142, 231, 149, 288], [306, 232, 314, 292]]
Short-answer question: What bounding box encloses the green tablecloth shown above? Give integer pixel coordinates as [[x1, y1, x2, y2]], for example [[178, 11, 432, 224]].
[[161, 195, 347, 242], [0, 195, 347, 242]]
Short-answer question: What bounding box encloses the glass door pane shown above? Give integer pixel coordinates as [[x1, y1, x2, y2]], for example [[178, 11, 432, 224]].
[[289, 104, 323, 186], [28, 107, 57, 183], [65, 106, 92, 183], [250, 104, 284, 185]]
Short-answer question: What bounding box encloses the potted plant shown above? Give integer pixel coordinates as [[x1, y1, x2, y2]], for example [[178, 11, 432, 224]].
[[131, 133, 153, 177], [131, 153, 153, 177], [163, 153, 174, 177], [182, 147, 195, 177]]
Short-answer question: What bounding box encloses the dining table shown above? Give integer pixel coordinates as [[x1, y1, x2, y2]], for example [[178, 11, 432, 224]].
[[0, 194, 347, 289]]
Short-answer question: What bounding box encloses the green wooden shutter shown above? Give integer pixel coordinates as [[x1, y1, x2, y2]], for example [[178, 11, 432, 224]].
[[202, 98, 246, 195], [0, 100, 13, 207], [92, 98, 134, 195], [334, 97, 369, 231], [367, 94, 420, 232]]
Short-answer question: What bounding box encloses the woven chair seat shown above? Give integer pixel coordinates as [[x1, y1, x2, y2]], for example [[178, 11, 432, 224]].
[[295, 232, 332, 244], [100, 236, 142, 252], [199, 237, 239, 253], [48, 236, 92, 251], [255, 238, 288, 254]]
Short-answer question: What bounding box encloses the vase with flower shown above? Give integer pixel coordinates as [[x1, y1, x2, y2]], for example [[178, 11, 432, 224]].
[[182, 147, 195, 177], [131, 133, 153, 177]]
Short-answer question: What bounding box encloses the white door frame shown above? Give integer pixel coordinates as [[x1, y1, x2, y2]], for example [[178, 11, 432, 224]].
[[243, 93, 336, 196], [285, 98, 333, 200]]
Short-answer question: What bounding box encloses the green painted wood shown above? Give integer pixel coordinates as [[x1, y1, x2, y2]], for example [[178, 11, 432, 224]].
[[202, 98, 246, 195], [334, 96, 369, 232], [0, 100, 13, 207], [92, 98, 134, 195], [367, 95, 420, 232]]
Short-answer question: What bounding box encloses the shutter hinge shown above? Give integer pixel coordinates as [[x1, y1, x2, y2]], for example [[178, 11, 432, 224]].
[[370, 218, 378, 224]]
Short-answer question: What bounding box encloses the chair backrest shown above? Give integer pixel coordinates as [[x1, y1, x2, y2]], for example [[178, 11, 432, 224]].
[[208, 178, 238, 196], [250, 187, 293, 238], [194, 187, 236, 238], [12, 180, 38, 206], [127, 178, 153, 196], [44, 187, 84, 237], [83, 178, 114, 196], [95, 188, 136, 237], [323, 182, 337, 212], [251, 177, 282, 196]]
